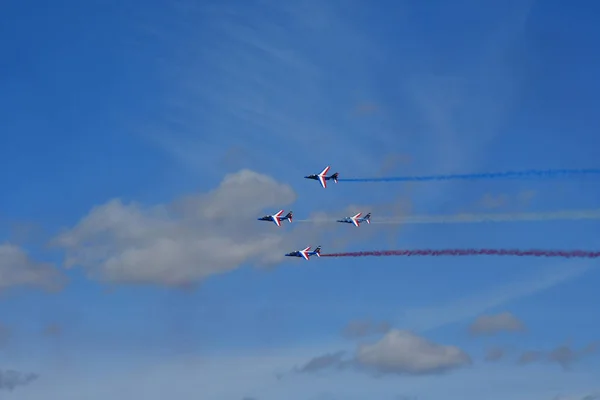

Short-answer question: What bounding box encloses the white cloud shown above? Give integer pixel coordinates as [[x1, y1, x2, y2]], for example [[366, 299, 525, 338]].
[[356, 330, 471, 375], [0, 243, 65, 291], [296, 329, 471, 377], [51, 170, 299, 286]]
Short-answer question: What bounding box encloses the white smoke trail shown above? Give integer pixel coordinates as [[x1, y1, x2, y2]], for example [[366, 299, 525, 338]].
[[295, 209, 600, 225]]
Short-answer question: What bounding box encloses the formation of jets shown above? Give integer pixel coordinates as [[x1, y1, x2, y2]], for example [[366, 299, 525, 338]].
[[256, 166, 368, 260]]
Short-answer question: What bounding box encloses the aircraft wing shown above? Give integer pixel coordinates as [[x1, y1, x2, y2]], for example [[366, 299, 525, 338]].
[[318, 166, 330, 188], [272, 210, 284, 226], [300, 246, 311, 260], [351, 213, 362, 227], [318, 175, 327, 188]]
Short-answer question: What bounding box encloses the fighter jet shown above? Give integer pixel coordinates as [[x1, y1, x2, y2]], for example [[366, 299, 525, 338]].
[[304, 166, 339, 188], [257, 210, 293, 227], [285, 246, 321, 260], [337, 212, 371, 227]]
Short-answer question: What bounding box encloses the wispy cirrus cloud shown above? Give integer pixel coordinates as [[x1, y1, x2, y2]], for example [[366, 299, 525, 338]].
[[130, 0, 536, 185], [400, 260, 594, 333]]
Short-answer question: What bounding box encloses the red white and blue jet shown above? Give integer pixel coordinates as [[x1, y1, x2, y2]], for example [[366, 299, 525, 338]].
[[257, 210, 293, 227], [285, 245, 321, 260], [304, 166, 339, 188], [337, 212, 371, 227]]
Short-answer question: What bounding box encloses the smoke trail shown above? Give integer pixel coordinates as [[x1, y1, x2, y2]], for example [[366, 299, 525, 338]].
[[337, 168, 600, 182], [376, 209, 600, 224], [295, 209, 600, 224], [321, 249, 600, 258]]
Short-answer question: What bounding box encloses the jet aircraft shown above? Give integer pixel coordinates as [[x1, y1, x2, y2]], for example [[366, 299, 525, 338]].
[[285, 245, 322, 260], [337, 212, 371, 227], [304, 166, 339, 188], [257, 210, 293, 226]]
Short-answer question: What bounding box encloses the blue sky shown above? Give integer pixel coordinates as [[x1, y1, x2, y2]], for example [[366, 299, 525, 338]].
[[1, 0, 599, 398]]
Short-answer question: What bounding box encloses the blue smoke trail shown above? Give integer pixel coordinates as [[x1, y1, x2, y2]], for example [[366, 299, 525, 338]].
[[337, 168, 600, 182]]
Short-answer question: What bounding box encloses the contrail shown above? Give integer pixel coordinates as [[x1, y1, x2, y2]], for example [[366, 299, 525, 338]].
[[320, 249, 600, 258], [295, 209, 600, 224], [337, 168, 600, 182]]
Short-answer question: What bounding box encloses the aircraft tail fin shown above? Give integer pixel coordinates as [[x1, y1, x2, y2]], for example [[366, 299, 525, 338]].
[[365, 212, 371, 223], [331, 172, 339, 183], [314, 245, 322, 256], [285, 211, 293, 223]]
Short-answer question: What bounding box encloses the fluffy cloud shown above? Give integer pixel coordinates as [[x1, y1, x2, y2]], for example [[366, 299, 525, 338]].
[[0, 243, 65, 291], [297, 330, 471, 377], [468, 312, 526, 336], [51, 169, 409, 287], [356, 330, 472, 375], [51, 170, 298, 286], [0, 369, 38, 391]]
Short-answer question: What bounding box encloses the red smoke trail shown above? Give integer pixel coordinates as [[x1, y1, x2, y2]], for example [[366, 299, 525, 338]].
[[321, 249, 600, 258]]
